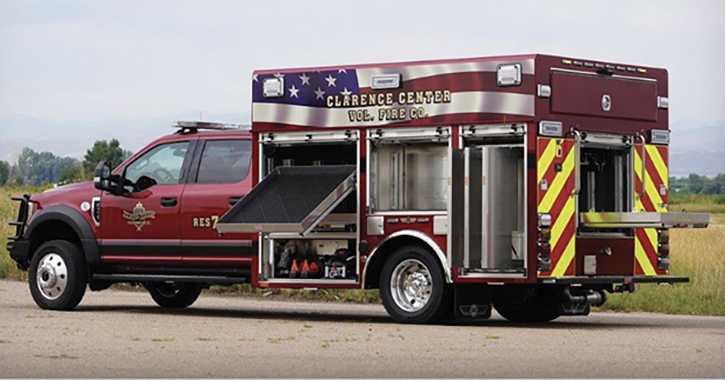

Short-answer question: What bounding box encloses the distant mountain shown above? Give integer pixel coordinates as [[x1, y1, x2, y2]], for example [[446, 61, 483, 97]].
[[0, 112, 250, 164], [669, 123, 725, 178]]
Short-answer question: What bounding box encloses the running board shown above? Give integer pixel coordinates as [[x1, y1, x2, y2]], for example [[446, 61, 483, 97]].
[[93, 273, 247, 285]]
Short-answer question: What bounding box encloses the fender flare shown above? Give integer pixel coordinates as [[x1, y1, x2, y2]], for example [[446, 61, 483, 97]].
[[26, 205, 101, 266], [362, 230, 452, 288]]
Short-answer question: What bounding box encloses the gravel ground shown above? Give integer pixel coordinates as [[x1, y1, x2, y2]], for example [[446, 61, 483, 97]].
[[0, 279, 723, 378]]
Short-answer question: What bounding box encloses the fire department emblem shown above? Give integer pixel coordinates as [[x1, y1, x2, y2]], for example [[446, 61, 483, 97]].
[[122, 202, 156, 232]]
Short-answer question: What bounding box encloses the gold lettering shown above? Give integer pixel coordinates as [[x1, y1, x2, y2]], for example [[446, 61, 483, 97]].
[[424, 91, 434, 103], [193, 218, 199, 227], [326, 96, 334, 108], [377, 93, 385, 105], [398, 92, 406, 105], [386, 93, 393, 105], [351, 94, 359, 106], [415, 91, 424, 104], [361, 94, 367, 106], [443, 90, 451, 103], [434, 90, 442, 103], [343, 96, 350, 107], [406, 92, 414, 104], [368, 93, 376, 106], [348, 110, 357, 122], [334, 96, 342, 107]]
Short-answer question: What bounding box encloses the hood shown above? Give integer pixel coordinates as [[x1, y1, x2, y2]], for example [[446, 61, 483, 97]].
[[33, 181, 100, 204]]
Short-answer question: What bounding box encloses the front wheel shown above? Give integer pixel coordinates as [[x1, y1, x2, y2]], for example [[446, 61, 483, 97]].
[[380, 246, 451, 324], [144, 282, 201, 308], [28, 240, 87, 310]]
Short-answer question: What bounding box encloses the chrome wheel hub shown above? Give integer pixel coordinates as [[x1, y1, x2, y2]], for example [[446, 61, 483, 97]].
[[36, 253, 68, 300], [390, 259, 433, 312]]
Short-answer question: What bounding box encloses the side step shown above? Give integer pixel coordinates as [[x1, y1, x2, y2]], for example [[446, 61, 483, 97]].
[[93, 273, 247, 285]]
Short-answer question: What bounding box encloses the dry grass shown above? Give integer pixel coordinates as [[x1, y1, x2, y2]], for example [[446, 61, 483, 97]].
[[598, 213, 725, 315]]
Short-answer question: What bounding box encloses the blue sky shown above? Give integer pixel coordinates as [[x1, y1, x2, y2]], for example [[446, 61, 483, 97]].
[[0, 0, 724, 161]]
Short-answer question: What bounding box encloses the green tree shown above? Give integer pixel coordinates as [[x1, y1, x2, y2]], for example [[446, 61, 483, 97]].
[[0, 160, 9, 185], [58, 164, 90, 184], [82, 139, 132, 173], [15, 147, 77, 186]]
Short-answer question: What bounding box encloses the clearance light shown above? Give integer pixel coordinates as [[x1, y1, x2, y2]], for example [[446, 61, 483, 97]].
[[539, 228, 551, 241], [538, 121, 562, 137], [657, 96, 670, 109], [497, 63, 522, 87], [561, 59, 572, 65], [651, 130, 670, 145], [371, 74, 401, 90], [263, 77, 284, 98]]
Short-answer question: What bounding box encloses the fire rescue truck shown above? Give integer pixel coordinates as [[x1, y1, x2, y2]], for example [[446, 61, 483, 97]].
[[8, 54, 709, 324]]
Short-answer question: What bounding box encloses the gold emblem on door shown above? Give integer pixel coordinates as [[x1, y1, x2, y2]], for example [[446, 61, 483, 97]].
[[122, 202, 156, 232]]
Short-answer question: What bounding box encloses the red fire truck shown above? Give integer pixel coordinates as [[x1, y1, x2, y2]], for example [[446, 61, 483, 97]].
[[9, 54, 709, 323]]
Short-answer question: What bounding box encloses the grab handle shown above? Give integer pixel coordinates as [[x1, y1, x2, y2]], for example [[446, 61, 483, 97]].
[[571, 128, 582, 196], [635, 132, 646, 200]]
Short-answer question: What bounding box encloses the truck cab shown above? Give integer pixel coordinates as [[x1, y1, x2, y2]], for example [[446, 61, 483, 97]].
[[8, 122, 254, 309]]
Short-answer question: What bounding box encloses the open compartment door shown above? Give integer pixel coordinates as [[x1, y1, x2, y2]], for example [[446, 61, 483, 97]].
[[217, 165, 357, 235]]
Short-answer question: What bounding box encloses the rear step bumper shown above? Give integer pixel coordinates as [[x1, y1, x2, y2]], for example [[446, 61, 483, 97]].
[[93, 273, 248, 286], [540, 275, 688, 285]]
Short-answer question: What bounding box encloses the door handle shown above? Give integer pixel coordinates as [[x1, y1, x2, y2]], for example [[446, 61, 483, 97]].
[[229, 196, 243, 206], [160, 197, 178, 207]]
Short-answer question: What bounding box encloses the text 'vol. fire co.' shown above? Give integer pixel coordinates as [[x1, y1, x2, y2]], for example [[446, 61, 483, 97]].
[[326, 89, 452, 123]]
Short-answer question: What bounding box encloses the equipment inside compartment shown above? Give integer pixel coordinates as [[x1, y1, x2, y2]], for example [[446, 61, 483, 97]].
[[273, 239, 356, 280]]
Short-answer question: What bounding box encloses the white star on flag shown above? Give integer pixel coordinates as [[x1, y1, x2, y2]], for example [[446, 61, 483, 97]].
[[289, 85, 299, 98], [252, 74, 259, 82], [338, 69, 347, 74], [299, 73, 310, 86], [314, 87, 325, 100], [325, 74, 337, 87], [340, 87, 352, 96], [273, 73, 284, 78]]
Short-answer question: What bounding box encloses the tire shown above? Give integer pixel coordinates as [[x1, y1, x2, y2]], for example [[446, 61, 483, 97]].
[[28, 240, 87, 311], [493, 285, 562, 323], [144, 282, 201, 309], [379, 246, 451, 324]]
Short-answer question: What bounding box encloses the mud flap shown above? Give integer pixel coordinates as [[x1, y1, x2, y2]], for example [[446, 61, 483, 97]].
[[454, 284, 492, 320]]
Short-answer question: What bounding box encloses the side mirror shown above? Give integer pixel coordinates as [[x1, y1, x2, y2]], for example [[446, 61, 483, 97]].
[[94, 161, 113, 193]]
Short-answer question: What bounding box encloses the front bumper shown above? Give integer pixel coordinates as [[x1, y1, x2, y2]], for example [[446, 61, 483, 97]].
[[7, 194, 31, 270]]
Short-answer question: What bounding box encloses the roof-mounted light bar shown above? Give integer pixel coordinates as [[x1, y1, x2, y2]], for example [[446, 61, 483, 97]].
[[173, 121, 250, 132]]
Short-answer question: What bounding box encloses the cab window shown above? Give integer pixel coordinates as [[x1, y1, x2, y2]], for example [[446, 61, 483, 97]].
[[195, 139, 252, 184], [125, 142, 190, 185]]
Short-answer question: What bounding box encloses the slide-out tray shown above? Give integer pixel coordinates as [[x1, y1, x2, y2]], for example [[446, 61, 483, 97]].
[[217, 165, 356, 235], [580, 212, 709, 229]]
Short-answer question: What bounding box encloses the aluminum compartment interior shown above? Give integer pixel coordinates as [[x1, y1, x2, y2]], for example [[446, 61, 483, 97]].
[[580, 212, 709, 229], [217, 165, 357, 234]]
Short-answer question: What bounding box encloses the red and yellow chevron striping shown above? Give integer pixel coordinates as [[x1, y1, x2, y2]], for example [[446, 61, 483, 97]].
[[537, 137, 576, 277], [633, 144, 669, 275]]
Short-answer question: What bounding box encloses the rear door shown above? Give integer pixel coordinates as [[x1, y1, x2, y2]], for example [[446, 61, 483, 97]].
[[179, 137, 254, 265]]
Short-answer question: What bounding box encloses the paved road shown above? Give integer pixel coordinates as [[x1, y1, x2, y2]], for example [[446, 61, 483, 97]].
[[0, 280, 723, 378]]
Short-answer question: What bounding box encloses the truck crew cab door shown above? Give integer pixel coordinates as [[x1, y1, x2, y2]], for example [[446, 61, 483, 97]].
[[179, 138, 254, 265], [99, 140, 195, 264]]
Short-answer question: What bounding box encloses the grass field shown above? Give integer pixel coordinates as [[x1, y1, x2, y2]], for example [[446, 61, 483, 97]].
[[1, 186, 723, 315]]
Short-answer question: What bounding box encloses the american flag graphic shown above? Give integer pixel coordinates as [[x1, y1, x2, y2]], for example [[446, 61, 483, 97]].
[[252, 56, 536, 128]]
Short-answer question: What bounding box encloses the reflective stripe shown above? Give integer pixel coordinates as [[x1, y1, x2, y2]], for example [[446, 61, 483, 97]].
[[539, 147, 575, 213], [537, 139, 556, 184]]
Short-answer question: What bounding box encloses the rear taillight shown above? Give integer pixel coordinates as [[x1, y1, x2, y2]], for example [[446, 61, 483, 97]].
[[658, 229, 670, 271], [538, 213, 551, 271]]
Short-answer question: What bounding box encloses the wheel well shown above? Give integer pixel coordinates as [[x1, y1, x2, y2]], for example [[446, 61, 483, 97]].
[[28, 220, 81, 259], [364, 236, 438, 289]]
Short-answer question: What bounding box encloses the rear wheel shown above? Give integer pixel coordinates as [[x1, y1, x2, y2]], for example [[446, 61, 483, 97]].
[[28, 240, 87, 310], [380, 246, 451, 324], [144, 282, 201, 308], [493, 285, 562, 323]]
